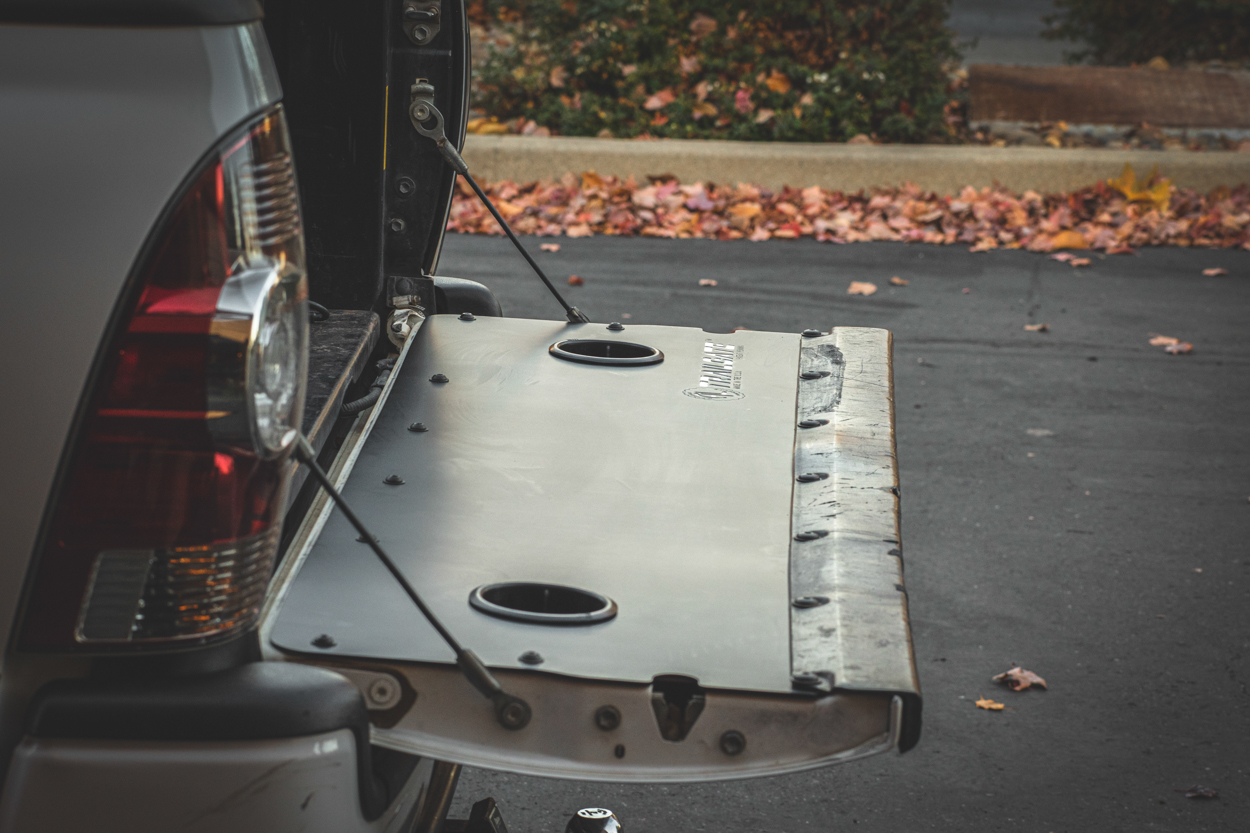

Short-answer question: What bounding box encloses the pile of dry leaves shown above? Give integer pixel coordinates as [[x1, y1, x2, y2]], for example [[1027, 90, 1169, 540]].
[[448, 165, 1250, 252]]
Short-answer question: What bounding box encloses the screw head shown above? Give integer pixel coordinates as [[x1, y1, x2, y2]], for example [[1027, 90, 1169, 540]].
[[312, 634, 336, 649], [802, 328, 822, 338], [384, 474, 405, 485], [613, 744, 626, 759], [791, 673, 823, 688], [518, 650, 544, 665], [792, 595, 830, 609], [389, 217, 406, 232], [459, 311, 476, 321], [367, 677, 397, 707], [408, 422, 428, 432], [796, 472, 829, 483], [412, 23, 431, 41], [607, 322, 625, 331], [719, 730, 746, 756], [794, 529, 829, 542], [798, 418, 829, 429], [397, 176, 416, 195], [430, 373, 449, 383], [496, 696, 532, 730], [594, 705, 622, 731], [800, 370, 830, 380]]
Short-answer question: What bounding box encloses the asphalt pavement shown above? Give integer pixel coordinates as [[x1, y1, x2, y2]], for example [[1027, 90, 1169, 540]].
[[438, 233, 1250, 832]]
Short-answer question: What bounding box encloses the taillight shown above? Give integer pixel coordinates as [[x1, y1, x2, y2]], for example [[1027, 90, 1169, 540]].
[[19, 106, 308, 651]]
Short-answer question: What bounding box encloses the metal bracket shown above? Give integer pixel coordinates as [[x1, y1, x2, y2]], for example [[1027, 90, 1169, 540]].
[[402, 0, 441, 45], [410, 80, 469, 174]]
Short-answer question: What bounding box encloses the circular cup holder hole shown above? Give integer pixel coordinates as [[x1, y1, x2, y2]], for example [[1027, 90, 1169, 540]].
[[469, 582, 618, 625], [549, 339, 663, 366]]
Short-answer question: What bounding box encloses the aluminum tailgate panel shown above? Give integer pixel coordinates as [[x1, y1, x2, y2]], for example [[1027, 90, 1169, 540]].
[[271, 317, 802, 694]]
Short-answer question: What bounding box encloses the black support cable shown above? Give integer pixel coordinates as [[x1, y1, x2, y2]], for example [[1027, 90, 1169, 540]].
[[293, 434, 532, 730]]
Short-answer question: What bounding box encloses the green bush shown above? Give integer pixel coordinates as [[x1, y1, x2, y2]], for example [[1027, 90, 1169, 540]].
[[1043, 0, 1250, 65], [471, 1, 962, 142]]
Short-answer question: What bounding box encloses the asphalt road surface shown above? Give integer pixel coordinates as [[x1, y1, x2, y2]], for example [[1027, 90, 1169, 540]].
[[438, 233, 1250, 833]]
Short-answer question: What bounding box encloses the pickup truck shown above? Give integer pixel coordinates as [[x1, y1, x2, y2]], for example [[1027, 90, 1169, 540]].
[[0, 2, 920, 831]]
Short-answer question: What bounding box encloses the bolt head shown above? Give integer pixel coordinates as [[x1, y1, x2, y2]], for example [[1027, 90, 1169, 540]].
[[802, 328, 822, 338], [384, 474, 405, 485], [430, 373, 449, 383], [791, 673, 822, 687], [408, 422, 429, 432], [607, 322, 625, 331], [792, 595, 830, 609], [367, 678, 396, 706], [496, 696, 532, 730], [518, 650, 544, 665], [594, 705, 622, 731], [459, 311, 476, 321], [719, 730, 746, 756], [397, 176, 416, 195], [613, 744, 626, 759], [389, 217, 406, 232], [798, 419, 828, 429], [311, 634, 336, 649]]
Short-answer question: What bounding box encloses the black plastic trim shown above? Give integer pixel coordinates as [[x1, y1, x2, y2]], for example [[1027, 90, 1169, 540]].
[[0, 0, 263, 25], [27, 662, 403, 820], [434, 276, 502, 317]]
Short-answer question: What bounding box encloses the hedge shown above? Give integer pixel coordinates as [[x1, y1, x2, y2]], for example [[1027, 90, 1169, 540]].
[[470, 1, 962, 143], [1043, 0, 1250, 65]]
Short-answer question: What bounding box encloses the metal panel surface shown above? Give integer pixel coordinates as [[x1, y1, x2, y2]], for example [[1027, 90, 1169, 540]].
[[272, 316, 802, 693], [788, 329, 921, 747]]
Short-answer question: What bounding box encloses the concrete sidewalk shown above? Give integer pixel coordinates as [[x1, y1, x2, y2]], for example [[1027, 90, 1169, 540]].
[[463, 134, 1250, 194]]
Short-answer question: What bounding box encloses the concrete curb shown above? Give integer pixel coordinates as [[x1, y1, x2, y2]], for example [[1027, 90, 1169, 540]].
[[462, 135, 1250, 194]]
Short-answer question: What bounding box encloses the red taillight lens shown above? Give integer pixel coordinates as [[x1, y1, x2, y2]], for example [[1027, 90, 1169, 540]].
[[19, 106, 308, 651]]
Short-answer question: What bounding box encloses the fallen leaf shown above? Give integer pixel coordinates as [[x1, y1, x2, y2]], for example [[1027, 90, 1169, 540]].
[[698, 278, 718, 287], [969, 239, 997, 252], [540, 243, 561, 252], [567, 275, 584, 286], [1149, 334, 1180, 346], [754, 108, 775, 124], [643, 88, 676, 111], [620, 313, 631, 319], [1026, 428, 1054, 436], [1177, 785, 1219, 800], [1106, 245, 1136, 255], [620, 64, 637, 77], [847, 281, 877, 296], [1203, 267, 1229, 276], [549, 66, 568, 88], [1024, 323, 1049, 332], [734, 89, 753, 114], [688, 12, 717, 39], [679, 54, 700, 75], [847, 133, 872, 145], [1107, 163, 1172, 212], [765, 69, 792, 94], [1050, 230, 1089, 250], [1050, 252, 1075, 263], [727, 202, 762, 219], [565, 223, 593, 238], [975, 698, 1006, 711], [961, 287, 971, 294], [889, 276, 909, 286], [1147, 56, 1170, 70], [692, 101, 718, 119], [1069, 257, 1092, 267], [1165, 341, 1193, 354], [465, 117, 510, 135], [992, 666, 1048, 692]]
